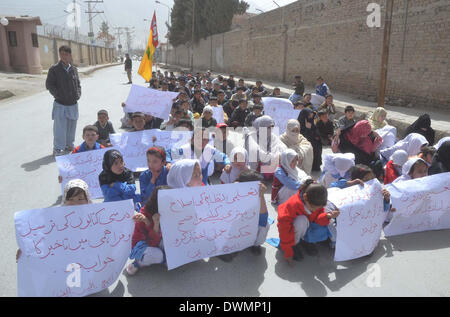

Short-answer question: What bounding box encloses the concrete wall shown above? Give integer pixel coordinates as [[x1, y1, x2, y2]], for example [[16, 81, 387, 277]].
[[36, 35, 115, 69], [167, 0, 450, 109]]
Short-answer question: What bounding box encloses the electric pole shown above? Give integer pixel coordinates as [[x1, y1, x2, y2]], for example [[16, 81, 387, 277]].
[[73, 0, 79, 42], [84, 0, 104, 44], [114, 27, 125, 57]]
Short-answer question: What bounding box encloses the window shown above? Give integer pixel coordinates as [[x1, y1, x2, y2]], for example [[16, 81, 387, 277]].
[[8, 31, 17, 47], [31, 33, 39, 47]]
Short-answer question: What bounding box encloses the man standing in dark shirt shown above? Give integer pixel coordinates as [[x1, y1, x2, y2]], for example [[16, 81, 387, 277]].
[[46, 45, 81, 156], [124, 53, 132, 84]]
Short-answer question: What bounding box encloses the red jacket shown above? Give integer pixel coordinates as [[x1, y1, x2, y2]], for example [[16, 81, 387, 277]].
[[132, 207, 162, 249], [384, 160, 399, 185], [277, 192, 330, 259]]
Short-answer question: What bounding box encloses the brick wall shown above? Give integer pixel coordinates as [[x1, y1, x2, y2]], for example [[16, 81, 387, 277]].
[[167, 0, 450, 109]]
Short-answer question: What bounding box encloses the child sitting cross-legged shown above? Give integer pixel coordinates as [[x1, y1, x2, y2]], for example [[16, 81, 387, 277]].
[[139, 147, 169, 205], [127, 185, 171, 276], [72, 125, 106, 154]]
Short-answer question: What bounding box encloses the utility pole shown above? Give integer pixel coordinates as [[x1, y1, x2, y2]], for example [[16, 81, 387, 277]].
[[378, 0, 394, 108], [73, 0, 79, 42], [114, 27, 125, 58], [85, 0, 104, 65], [124, 27, 135, 55]]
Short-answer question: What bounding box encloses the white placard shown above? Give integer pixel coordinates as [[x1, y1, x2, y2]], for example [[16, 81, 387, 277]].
[[56, 148, 115, 199], [158, 182, 260, 270], [262, 97, 300, 134], [110, 130, 193, 172], [384, 173, 450, 237], [376, 125, 397, 150], [124, 85, 179, 120], [212, 106, 224, 124], [328, 180, 386, 262], [15, 200, 135, 297]]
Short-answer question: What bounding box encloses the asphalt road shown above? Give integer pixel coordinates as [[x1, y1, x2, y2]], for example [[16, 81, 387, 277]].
[[1, 65, 449, 297]]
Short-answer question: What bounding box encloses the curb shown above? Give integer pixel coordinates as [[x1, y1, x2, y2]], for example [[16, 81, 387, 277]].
[[79, 63, 122, 76]]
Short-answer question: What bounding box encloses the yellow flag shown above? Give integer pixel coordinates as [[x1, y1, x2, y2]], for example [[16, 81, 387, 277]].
[[138, 28, 155, 82]]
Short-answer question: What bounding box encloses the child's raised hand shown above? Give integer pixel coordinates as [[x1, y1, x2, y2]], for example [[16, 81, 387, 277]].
[[348, 179, 364, 187], [259, 182, 267, 198], [328, 209, 340, 219], [152, 136, 157, 143], [223, 164, 232, 174], [133, 213, 150, 226], [382, 189, 391, 202], [121, 102, 126, 108], [58, 176, 63, 184], [16, 249, 22, 263], [166, 163, 172, 171]]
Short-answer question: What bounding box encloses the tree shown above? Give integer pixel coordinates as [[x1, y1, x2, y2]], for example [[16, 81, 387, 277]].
[[97, 21, 115, 44], [169, 0, 249, 46]]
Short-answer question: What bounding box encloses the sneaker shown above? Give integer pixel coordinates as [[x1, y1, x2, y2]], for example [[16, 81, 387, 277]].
[[292, 243, 304, 262], [300, 240, 319, 256], [126, 262, 139, 275], [250, 246, 262, 256], [53, 149, 66, 157]]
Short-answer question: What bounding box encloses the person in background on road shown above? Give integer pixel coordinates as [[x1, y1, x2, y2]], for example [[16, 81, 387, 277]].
[[208, 96, 229, 124], [277, 179, 340, 265], [271, 87, 282, 98], [272, 149, 310, 205], [404, 114, 435, 146], [139, 147, 169, 205], [129, 112, 147, 132], [279, 119, 314, 175], [318, 95, 337, 122], [99, 149, 139, 204], [250, 80, 268, 97], [302, 93, 315, 110], [316, 76, 331, 98], [127, 185, 171, 276], [94, 110, 116, 147], [379, 133, 429, 163], [289, 75, 305, 103], [227, 74, 236, 91], [249, 93, 264, 111], [428, 141, 450, 175], [245, 103, 264, 127], [200, 106, 217, 129], [124, 53, 132, 84], [298, 108, 323, 172], [191, 89, 206, 115], [72, 125, 105, 154], [230, 99, 251, 128], [368, 107, 388, 131], [234, 78, 249, 95], [336, 106, 356, 134], [316, 110, 335, 146], [144, 114, 164, 130], [384, 150, 409, 185], [46, 45, 81, 156]]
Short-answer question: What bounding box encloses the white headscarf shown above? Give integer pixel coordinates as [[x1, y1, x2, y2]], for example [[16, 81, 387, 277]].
[[393, 157, 427, 184], [390, 150, 409, 166], [280, 149, 309, 182], [436, 137, 450, 150], [167, 159, 200, 188], [62, 179, 92, 205], [284, 120, 302, 147], [221, 147, 249, 184], [324, 153, 355, 177], [253, 115, 275, 130], [381, 133, 428, 160], [203, 106, 213, 114]]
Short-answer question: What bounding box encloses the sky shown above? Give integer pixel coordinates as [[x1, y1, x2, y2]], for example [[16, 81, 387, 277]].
[[0, 0, 297, 49]]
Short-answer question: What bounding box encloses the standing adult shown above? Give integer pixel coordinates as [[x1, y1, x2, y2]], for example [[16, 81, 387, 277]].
[[46, 45, 81, 156], [125, 53, 132, 84]]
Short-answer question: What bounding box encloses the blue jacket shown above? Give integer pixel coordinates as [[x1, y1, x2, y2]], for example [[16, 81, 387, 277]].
[[101, 181, 138, 203], [139, 167, 169, 204], [274, 167, 302, 190]]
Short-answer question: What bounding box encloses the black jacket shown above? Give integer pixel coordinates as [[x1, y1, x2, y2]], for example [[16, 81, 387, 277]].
[[46, 61, 81, 106], [124, 58, 132, 70]]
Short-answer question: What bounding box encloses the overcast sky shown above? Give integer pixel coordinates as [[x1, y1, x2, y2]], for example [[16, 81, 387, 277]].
[[0, 0, 297, 49]]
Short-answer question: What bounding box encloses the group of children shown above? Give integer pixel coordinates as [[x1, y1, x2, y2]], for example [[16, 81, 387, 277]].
[[39, 69, 449, 278]]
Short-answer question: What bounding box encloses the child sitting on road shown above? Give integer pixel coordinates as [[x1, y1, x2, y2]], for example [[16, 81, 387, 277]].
[[127, 185, 171, 276], [277, 179, 340, 265], [220, 147, 250, 184], [418, 146, 437, 166], [99, 149, 139, 203], [139, 147, 169, 205], [218, 170, 272, 262], [129, 112, 147, 132], [272, 149, 310, 205], [94, 110, 116, 147], [393, 157, 429, 184], [316, 110, 335, 146], [72, 125, 106, 154], [384, 150, 409, 185], [319, 153, 356, 189], [167, 159, 204, 188]]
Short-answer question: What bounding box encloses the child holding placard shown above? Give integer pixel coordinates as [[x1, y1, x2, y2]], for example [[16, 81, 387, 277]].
[[72, 125, 106, 154], [127, 185, 171, 276], [278, 180, 340, 265], [319, 153, 355, 189], [220, 147, 250, 184], [139, 147, 169, 205], [99, 150, 139, 203], [393, 157, 429, 184]]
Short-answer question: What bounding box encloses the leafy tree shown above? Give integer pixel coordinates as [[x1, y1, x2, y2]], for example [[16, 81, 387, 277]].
[[97, 21, 115, 44], [169, 0, 249, 46]]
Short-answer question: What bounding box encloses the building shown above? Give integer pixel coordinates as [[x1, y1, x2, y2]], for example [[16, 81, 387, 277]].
[[0, 15, 43, 74]]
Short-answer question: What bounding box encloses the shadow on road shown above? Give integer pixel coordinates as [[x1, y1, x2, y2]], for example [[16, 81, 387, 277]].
[[386, 230, 450, 252], [21, 155, 55, 172], [273, 239, 391, 296], [125, 248, 268, 297]]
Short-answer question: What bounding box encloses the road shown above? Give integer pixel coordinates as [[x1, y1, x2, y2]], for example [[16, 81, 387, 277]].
[[1, 65, 449, 297]]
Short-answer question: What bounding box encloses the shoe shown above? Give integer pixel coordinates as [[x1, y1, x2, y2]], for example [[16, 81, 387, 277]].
[[300, 240, 319, 256], [292, 244, 304, 262], [53, 149, 66, 157], [218, 254, 234, 263], [250, 246, 262, 256], [126, 262, 139, 275]]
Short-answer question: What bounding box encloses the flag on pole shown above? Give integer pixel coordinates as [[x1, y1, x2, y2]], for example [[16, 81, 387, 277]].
[[138, 11, 159, 82]]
